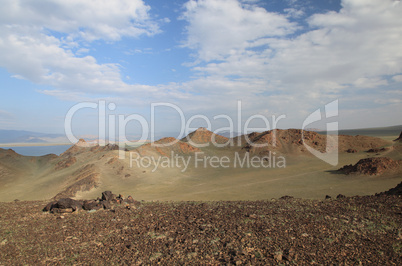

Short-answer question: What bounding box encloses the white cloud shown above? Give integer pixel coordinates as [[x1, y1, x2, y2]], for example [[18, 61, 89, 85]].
[[184, 0, 402, 95], [0, 0, 159, 41], [181, 0, 298, 62], [392, 75, 402, 82], [0, 0, 160, 95]]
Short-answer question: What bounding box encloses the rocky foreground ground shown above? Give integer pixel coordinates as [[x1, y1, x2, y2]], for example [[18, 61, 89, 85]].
[[0, 192, 401, 265]]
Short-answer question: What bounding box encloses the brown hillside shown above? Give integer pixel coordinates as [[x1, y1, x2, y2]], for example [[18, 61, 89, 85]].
[[238, 129, 390, 156], [136, 137, 201, 157], [181, 127, 229, 146], [61, 139, 118, 157], [53, 164, 100, 199]]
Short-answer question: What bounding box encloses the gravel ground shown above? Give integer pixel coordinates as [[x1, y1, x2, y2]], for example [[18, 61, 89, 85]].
[[0, 195, 401, 265]]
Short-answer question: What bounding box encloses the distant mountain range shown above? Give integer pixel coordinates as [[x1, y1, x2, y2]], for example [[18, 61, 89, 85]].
[[1, 125, 400, 144], [0, 130, 68, 144]]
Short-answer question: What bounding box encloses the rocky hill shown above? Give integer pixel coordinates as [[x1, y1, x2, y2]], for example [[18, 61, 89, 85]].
[[181, 127, 229, 146], [237, 129, 390, 156], [338, 157, 401, 176]]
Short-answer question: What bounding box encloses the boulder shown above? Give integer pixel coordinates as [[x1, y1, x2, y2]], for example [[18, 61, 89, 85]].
[[83, 200, 102, 211], [43, 201, 57, 212], [101, 200, 111, 210], [101, 191, 115, 202], [55, 198, 83, 211]]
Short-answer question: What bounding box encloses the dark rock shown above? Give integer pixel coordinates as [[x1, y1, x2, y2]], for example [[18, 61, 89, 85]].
[[366, 148, 387, 153], [83, 200, 102, 211], [279, 195, 294, 200], [53, 208, 73, 214], [55, 198, 82, 211], [102, 191, 115, 202], [376, 181, 402, 196], [337, 194, 346, 199], [346, 149, 357, 153], [325, 195, 331, 199], [43, 201, 57, 212], [102, 200, 111, 210], [393, 131, 402, 142]]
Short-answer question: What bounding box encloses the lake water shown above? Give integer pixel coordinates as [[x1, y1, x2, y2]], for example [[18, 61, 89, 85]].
[[0, 145, 72, 156]]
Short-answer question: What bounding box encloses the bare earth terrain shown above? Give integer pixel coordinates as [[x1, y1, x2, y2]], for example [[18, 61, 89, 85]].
[[0, 193, 401, 265]]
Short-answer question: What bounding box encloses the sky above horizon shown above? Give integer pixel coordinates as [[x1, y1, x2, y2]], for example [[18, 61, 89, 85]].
[[0, 0, 401, 138]]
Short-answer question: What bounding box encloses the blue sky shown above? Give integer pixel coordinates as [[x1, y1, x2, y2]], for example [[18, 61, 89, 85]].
[[0, 0, 401, 138]]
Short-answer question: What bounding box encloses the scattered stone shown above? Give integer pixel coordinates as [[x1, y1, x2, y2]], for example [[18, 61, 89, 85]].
[[325, 195, 332, 199], [346, 149, 357, 153], [337, 194, 346, 199]]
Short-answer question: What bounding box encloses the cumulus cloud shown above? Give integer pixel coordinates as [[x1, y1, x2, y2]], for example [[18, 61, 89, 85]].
[[0, 0, 159, 41], [181, 0, 402, 111], [0, 0, 161, 95], [0, 0, 401, 130], [181, 0, 298, 62]]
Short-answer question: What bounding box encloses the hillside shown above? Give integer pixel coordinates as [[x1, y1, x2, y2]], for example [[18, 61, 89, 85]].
[[0, 129, 401, 202]]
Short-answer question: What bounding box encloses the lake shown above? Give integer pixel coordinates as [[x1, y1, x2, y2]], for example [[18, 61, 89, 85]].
[[0, 145, 72, 156]]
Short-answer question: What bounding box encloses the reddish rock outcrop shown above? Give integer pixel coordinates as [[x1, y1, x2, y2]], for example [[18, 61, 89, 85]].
[[338, 157, 401, 176], [55, 156, 77, 170], [136, 137, 201, 157]]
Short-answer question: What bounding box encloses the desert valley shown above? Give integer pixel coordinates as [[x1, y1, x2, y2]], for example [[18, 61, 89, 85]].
[[0, 127, 401, 202]]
